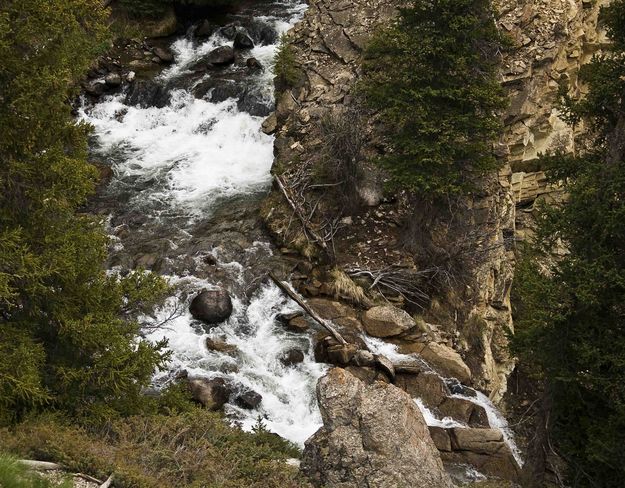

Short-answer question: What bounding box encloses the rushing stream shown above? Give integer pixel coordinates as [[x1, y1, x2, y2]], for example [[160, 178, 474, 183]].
[[80, 0, 522, 475], [80, 0, 327, 446]]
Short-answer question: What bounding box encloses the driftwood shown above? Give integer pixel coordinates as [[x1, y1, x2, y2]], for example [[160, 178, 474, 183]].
[[100, 474, 114, 488], [269, 272, 347, 345], [275, 175, 329, 251], [18, 460, 110, 486], [77, 473, 105, 484], [18, 460, 63, 471]]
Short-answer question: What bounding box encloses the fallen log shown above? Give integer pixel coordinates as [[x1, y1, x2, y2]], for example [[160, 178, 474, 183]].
[[269, 272, 347, 345]]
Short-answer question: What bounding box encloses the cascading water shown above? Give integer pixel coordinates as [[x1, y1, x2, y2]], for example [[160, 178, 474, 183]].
[[80, 0, 327, 447], [364, 334, 524, 466]]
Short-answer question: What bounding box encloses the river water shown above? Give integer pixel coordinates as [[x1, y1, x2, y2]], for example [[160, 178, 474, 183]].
[[80, 0, 327, 446]]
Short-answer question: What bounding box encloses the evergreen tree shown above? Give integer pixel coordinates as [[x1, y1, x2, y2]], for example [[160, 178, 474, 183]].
[[360, 0, 507, 196], [0, 0, 169, 424], [514, 1, 625, 485]]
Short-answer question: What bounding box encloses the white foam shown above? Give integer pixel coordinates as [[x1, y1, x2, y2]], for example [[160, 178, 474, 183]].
[[79, 92, 273, 215], [145, 281, 326, 446], [452, 391, 524, 467], [413, 398, 465, 429]]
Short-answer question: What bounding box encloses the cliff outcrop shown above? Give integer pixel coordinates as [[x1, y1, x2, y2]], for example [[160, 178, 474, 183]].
[[263, 0, 607, 402]]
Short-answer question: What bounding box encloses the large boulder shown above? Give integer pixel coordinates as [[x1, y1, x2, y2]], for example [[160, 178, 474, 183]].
[[395, 371, 450, 408], [279, 348, 305, 366], [190, 288, 233, 325], [235, 389, 262, 409], [125, 80, 170, 108], [206, 337, 238, 355], [206, 46, 235, 65], [438, 397, 489, 428], [302, 368, 454, 488], [187, 377, 232, 410], [153, 46, 174, 63], [362, 305, 415, 337]]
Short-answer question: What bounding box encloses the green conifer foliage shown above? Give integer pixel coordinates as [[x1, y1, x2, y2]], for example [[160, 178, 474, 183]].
[[514, 1, 625, 485], [360, 0, 507, 196], [0, 0, 169, 424]]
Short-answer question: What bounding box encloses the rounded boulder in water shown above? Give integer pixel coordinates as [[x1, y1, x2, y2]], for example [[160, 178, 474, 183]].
[[235, 389, 262, 409], [279, 348, 305, 366], [206, 46, 235, 65], [234, 30, 254, 50], [190, 288, 233, 325]]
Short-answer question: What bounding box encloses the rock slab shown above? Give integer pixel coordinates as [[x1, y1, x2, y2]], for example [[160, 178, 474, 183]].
[[301, 368, 453, 488], [362, 305, 414, 337]]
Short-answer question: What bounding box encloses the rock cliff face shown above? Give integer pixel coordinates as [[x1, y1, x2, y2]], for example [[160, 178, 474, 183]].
[[301, 368, 454, 488], [263, 0, 607, 402], [496, 0, 608, 242]]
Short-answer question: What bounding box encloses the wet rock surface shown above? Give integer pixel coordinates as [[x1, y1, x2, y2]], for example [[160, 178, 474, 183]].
[[190, 289, 233, 325]]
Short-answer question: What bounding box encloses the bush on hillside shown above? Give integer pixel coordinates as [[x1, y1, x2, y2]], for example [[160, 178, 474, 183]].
[[0, 412, 307, 488]]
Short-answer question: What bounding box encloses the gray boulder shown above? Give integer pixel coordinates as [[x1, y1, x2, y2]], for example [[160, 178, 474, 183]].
[[301, 368, 454, 488], [279, 348, 305, 366], [235, 389, 262, 409], [190, 288, 233, 325]]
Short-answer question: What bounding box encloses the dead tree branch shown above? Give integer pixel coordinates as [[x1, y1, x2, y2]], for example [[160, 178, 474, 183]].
[[269, 272, 347, 345], [275, 174, 329, 252]]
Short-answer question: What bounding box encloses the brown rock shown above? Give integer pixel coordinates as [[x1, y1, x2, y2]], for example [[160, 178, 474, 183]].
[[205, 337, 238, 355], [279, 348, 305, 366], [443, 428, 520, 482], [395, 371, 450, 408], [374, 354, 395, 380], [344, 366, 390, 384], [438, 397, 489, 428], [308, 298, 354, 320], [429, 426, 452, 452], [326, 343, 358, 365], [153, 46, 174, 63], [287, 315, 309, 332], [362, 305, 415, 337], [421, 342, 472, 384]]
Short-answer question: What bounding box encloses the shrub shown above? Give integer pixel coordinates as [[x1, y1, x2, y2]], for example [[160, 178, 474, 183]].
[[0, 412, 308, 488], [0, 0, 169, 425], [274, 35, 301, 91]]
